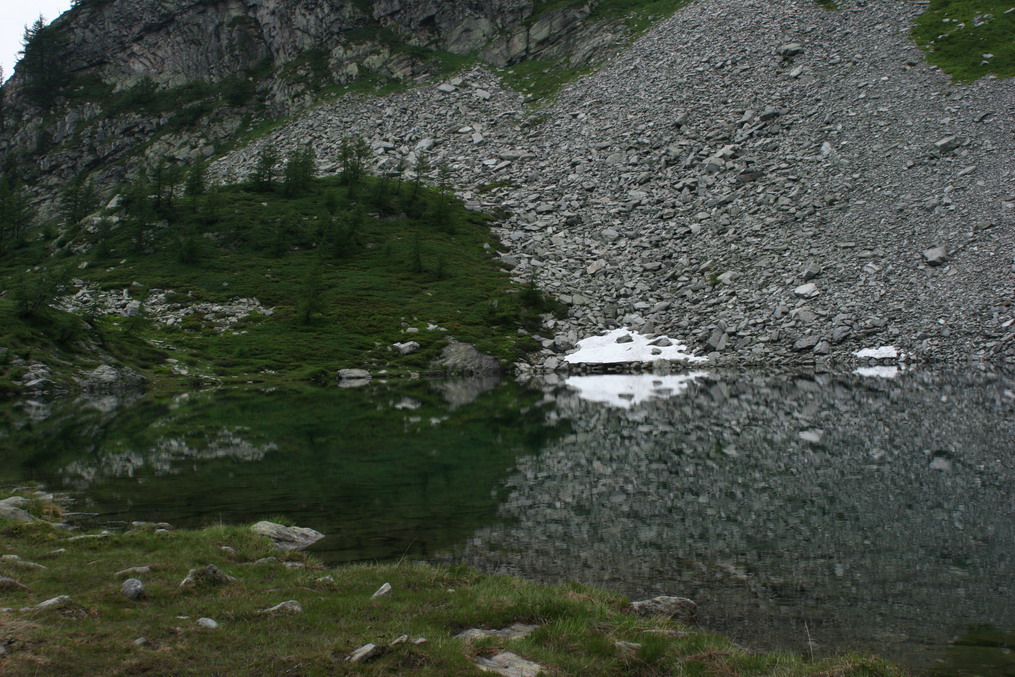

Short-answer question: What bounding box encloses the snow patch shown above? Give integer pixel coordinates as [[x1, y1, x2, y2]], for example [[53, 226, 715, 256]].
[[855, 346, 899, 360], [564, 328, 706, 365], [565, 372, 709, 409]]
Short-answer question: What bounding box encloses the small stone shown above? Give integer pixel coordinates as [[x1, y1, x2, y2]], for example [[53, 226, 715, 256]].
[[121, 578, 147, 601], [794, 283, 819, 298], [347, 643, 383, 663], [259, 600, 303, 615], [794, 335, 821, 351], [471, 651, 544, 677], [372, 582, 392, 598], [133, 636, 158, 649], [392, 341, 420, 355], [923, 246, 948, 266], [615, 334, 634, 344], [777, 43, 804, 57], [0, 577, 28, 592], [196, 617, 219, 629], [934, 136, 961, 153], [35, 595, 72, 610], [116, 566, 151, 577], [389, 634, 409, 647]]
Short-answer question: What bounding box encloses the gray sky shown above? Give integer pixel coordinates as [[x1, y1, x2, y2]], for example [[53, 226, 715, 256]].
[[1, 1, 75, 82]]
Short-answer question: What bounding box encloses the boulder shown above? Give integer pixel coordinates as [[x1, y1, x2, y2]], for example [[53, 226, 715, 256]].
[[0, 501, 35, 523], [121, 578, 147, 601], [250, 521, 324, 551], [430, 340, 501, 376], [79, 364, 146, 395]]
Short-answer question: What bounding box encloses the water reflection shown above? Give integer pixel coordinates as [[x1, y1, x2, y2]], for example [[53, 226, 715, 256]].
[[449, 369, 1015, 672], [2, 368, 1013, 672], [0, 380, 562, 563]]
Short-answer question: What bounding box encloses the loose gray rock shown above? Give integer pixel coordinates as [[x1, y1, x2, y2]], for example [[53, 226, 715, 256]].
[[346, 643, 383, 663], [0, 577, 29, 592], [471, 651, 545, 677], [630, 595, 697, 624], [793, 283, 819, 298], [392, 340, 421, 355], [250, 521, 324, 551], [121, 578, 147, 601], [34, 595, 72, 610], [923, 246, 948, 266], [259, 600, 303, 615], [196, 617, 219, 629], [371, 582, 392, 598], [116, 566, 152, 577], [0, 503, 35, 523]]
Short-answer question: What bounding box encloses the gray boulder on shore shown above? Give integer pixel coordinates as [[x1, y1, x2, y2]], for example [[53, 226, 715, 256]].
[[250, 521, 325, 551]]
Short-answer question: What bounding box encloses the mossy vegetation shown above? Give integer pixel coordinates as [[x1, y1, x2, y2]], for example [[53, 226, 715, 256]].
[[911, 0, 1014, 80], [0, 492, 909, 676], [0, 146, 556, 390]]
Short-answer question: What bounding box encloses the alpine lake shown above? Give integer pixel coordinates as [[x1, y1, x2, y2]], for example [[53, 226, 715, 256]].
[[2, 367, 1012, 675]]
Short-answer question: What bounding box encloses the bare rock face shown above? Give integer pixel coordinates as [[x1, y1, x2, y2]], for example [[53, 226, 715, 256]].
[[78, 364, 146, 395], [430, 340, 501, 376], [250, 520, 325, 551]]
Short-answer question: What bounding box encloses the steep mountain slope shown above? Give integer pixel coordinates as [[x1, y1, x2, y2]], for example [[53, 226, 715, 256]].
[[213, 0, 1015, 366], [1, 0, 1012, 374]]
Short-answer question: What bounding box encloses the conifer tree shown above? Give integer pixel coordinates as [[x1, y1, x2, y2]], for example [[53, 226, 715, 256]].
[[19, 16, 71, 109]]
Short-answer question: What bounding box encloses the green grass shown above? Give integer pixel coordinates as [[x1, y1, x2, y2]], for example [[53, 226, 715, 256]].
[[0, 173, 555, 391], [0, 493, 909, 676], [912, 0, 1015, 80]]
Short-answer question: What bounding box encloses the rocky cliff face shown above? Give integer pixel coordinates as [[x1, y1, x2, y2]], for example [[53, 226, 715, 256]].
[[0, 0, 616, 198]]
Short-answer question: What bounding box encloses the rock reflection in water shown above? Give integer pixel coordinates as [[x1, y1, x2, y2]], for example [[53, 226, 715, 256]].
[[451, 370, 1015, 671]]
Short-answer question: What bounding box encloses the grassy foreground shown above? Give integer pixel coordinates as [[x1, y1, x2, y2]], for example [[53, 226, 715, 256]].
[[0, 492, 906, 676]]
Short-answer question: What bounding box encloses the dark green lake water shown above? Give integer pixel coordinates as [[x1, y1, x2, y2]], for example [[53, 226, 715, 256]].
[[1, 369, 1012, 674]]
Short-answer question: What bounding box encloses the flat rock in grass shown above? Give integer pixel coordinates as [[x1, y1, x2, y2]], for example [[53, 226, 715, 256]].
[[371, 582, 392, 598], [121, 578, 147, 601], [455, 623, 539, 642], [250, 521, 324, 551], [471, 651, 545, 677], [629, 595, 697, 624], [0, 577, 29, 592], [196, 617, 219, 629], [0, 503, 35, 522], [116, 566, 152, 577], [346, 643, 383, 663], [258, 600, 303, 615], [179, 564, 236, 589], [0, 496, 31, 508], [34, 595, 71, 610]]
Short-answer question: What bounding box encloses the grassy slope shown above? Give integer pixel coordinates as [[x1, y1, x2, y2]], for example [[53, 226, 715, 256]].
[[0, 176, 553, 391], [0, 493, 907, 676], [911, 0, 1014, 81]]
